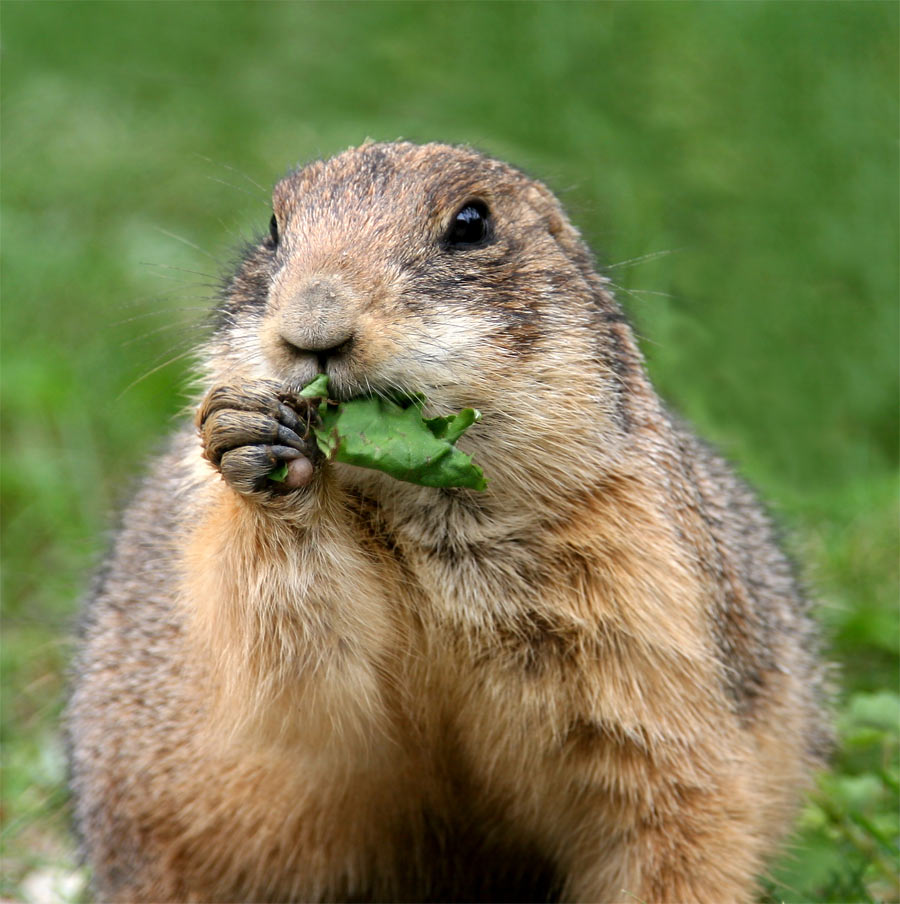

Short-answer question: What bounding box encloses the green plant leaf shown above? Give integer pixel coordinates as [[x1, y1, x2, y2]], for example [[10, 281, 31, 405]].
[[268, 375, 486, 489], [268, 463, 289, 482], [424, 408, 480, 445], [269, 374, 487, 490], [309, 377, 486, 490], [316, 397, 486, 490], [298, 373, 330, 399]]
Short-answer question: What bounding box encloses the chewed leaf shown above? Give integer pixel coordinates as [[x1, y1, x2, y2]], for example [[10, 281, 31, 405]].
[[290, 374, 486, 490], [299, 373, 330, 399], [425, 408, 481, 445]]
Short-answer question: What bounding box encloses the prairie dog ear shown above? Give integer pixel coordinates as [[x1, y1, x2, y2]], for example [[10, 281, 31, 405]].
[[522, 183, 564, 233], [524, 181, 596, 272], [524, 182, 577, 237]]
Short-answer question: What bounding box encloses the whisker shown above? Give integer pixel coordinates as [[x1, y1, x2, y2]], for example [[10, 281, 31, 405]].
[[607, 281, 675, 307], [616, 287, 675, 300], [121, 321, 205, 347], [111, 304, 212, 328], [111, 281, 217, 306], [204, 174, 270, 205], [604, 248, 678, 271], [140, 261, 218, 285], [152, 227, 218, 261], [116, 349, 197, 400], [193, 153, 270, 195]]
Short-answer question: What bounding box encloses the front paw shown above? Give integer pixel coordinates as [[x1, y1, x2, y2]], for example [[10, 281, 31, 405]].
[[195, 380, 322, 497]]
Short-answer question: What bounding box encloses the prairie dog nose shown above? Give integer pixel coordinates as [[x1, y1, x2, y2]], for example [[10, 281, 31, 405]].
[[277, 276, 357, 358], [294, 277, 347, 313]]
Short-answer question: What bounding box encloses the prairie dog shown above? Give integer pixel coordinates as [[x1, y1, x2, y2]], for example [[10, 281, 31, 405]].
[[67, 141, 829, 903]]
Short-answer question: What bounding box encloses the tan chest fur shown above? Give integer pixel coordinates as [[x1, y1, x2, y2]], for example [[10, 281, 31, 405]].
[[175, 436, 757, 899]]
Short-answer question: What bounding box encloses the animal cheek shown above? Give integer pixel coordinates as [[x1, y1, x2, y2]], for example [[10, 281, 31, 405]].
[[347, 310, 405, 374]]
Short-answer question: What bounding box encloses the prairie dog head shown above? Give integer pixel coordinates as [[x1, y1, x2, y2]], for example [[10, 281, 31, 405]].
[[208, 142, 642, 493]]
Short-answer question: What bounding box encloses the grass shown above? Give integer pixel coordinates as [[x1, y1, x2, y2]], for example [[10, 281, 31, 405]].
[[2, 2, 897, 901]]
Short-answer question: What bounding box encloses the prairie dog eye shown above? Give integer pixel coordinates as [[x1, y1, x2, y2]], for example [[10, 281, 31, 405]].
[[268, 213, 279, 247], [446, 201, 490, 247]]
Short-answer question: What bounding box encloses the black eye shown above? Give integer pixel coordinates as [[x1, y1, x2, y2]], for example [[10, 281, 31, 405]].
[[268, 213, 279, 247], [446, 201, 490, 247]]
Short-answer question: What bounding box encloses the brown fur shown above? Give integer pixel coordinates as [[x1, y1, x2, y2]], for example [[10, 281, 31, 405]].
[[67, 141, 829, 902]]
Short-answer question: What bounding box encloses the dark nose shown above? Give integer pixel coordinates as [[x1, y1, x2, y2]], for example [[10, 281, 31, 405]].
[[278, 277, 356, 369]]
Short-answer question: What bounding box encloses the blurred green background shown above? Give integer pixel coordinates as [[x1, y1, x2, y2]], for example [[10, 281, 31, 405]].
[[2, 2, 897, 901]]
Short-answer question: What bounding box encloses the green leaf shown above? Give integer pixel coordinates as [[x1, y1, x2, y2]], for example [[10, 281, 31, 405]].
[[298, 373, 330, 399], [295, 374, 486, 490], [424, 408, 481, 445], [268, 463, 289, 482]]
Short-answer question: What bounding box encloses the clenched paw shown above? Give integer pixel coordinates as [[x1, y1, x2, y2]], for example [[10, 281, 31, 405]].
[[195, 380, 322, 497]]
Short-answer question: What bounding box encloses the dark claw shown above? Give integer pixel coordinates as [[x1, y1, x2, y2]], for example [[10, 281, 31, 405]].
[[276, 401, 307, 435], [275, 423, 308, 451], [270, 445, 303, 461]]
